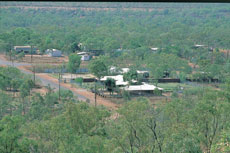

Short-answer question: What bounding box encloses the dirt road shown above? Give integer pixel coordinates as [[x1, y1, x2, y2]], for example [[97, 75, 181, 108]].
[[0, 55, 119, 110]]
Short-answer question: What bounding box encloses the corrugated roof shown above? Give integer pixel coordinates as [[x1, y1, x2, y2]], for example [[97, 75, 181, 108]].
[[77, 52, 88, 55], [14, 46, 31, 48], [122, 83, 163, 91], [151, 48, 158, 51], [100, 75, 128, 86]]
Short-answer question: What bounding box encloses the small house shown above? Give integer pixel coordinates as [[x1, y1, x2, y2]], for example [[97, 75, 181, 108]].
[[122, 82, 163, 95], [151, 48, 159, 52], [77, 52, 91, 61], [100, 75, 128, 87], [14, 46, 37, 54], [193, 44, 206, 49], [81, 54, 91, 61], [46, 49, 62, 57]]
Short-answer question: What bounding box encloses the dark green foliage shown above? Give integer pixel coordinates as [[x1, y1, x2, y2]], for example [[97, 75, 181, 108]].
[[0, 116, 37, 153], [89, 56, 108, 79], [104, 78, 116, 93], [123, 67, 138, 84], [67, 53, 81, 74]]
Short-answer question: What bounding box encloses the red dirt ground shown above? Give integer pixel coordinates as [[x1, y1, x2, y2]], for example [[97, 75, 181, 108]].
[[17, 65, 119, 110]]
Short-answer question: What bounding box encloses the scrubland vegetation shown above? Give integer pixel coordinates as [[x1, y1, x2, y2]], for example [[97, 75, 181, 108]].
[[0, 2, 230, 152]]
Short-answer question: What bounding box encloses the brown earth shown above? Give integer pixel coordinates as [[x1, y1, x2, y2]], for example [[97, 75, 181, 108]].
[[31, 86, 48, 95], [21, 55, 68, 64], [17, 65, 119, 110], [36, 73, 120, 110], [220, 49, 230, 56]]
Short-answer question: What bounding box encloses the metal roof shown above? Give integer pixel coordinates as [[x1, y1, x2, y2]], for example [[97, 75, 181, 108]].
[[122, 83, 163, 91], [100, 75, 128, 86]]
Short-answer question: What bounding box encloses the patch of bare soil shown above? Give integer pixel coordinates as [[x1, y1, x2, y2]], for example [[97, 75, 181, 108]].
[[220, 49, 230, 56], [17, 65, 119, 110], [0, 54, 8, 61], [31, 86, 48, 95], [37, 73, 120, 110], [22, 55, 68, 64]]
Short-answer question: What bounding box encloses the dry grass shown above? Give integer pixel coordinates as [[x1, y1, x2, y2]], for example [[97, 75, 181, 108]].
[[21, 55, 68, 64]]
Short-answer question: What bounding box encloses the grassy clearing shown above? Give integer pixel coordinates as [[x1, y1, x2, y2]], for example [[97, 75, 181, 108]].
[[157, 83, 199, 92]]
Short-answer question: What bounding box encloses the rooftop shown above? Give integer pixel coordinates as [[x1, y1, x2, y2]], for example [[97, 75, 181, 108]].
[[151, 47, 159, 51], [77, 52, 89, 55], [122, 82, 163, 91], [100, 75, 129, 86]]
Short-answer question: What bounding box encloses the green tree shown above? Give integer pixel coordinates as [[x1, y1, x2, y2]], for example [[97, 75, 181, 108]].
[[0, 115, 37, 153], [17, 52, 25, 62], [89, 57, 108, 79], [67, 53, 81, 77], [123, 68, 138, 85], [104, 78, 116, 95]]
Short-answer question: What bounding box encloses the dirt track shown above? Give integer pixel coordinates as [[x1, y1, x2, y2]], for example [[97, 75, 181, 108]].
[[36, 73, 120, 110], [17, 65, 119, 110], [0, 54, 119, 110]]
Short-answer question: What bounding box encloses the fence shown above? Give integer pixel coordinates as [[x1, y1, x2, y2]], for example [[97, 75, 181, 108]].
[[142, 78, 181, 83], [43, 68, 89, 74]]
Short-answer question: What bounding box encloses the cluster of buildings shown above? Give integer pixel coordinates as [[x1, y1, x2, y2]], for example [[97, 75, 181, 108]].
[[14, 46, 37, 54], [13, 46, 103, 61], [13, 46, 63, 57], [100, 67, 163, 95]]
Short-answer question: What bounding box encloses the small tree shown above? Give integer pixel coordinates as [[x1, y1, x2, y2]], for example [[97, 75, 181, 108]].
[[89, 58, 108, 79], [19, 79, 33, 115], [105, 78, 116, 95], [67, 53, 81, 78], [75, 77, 83, 86], [123, 68, 138, 85], [17, 52, 25, 62]]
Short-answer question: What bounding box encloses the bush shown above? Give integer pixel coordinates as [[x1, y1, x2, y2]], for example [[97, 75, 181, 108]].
[[122, 90, 131, 101], [153, 88, 162, 96], [75, 77, 83, 86]]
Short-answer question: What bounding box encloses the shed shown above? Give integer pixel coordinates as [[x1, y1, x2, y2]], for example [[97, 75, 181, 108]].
[[193, 44, 207, 49], [100, 75, 128, 87], [77, 52, 91, 61], [77, 52, 88, 55], [122, 82, 163, 95], [151, 48, 159, 51], [81, 54, 91, 61], [46, 49, 62, 57], [14, 46, 37, 54]]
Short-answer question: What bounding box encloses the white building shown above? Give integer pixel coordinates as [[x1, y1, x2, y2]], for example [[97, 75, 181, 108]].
[[151, 47, 159, 51], [46, 49, 62, 57], [100, 75, 128, 86], [14, 46, 37, 54], [122, 82, 163, 91], [77, 52, 91, 61], [81, 54, 91, 61]]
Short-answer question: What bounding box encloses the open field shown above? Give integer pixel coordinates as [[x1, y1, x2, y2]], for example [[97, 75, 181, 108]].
[[17, 54, 68, 64]]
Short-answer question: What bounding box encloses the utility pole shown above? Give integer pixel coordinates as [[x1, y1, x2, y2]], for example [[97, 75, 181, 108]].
[[33, 65, 35, 86], [95, 79, 97, 107], [58, 72, 61, 101], [227, 50, 230, 61], [30, 45, 33, 63]]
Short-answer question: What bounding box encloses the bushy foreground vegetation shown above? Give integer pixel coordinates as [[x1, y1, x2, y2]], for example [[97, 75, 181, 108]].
[[1, 74, 230, 152]]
